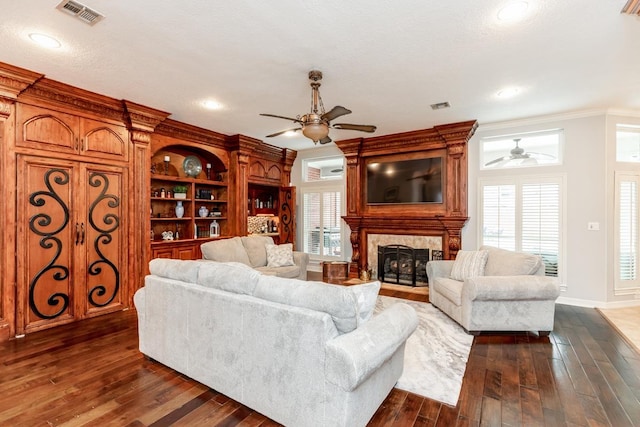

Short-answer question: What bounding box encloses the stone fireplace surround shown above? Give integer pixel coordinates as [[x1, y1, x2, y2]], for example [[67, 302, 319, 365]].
[[335, 120, 478, 278]]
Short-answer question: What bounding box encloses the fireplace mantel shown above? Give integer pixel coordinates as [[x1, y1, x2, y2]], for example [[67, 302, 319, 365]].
[[335, 120, 478, 277]]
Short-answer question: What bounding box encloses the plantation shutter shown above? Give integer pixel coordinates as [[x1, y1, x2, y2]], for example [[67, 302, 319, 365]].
[[481, 184, 516, 250], [322, 191, 341, 256], [522, 182, 560, 277], [617, 173, 639, 284], [303, 190, 342, 257], [303, 192, 321, 255], [480, 176, 563, 279]]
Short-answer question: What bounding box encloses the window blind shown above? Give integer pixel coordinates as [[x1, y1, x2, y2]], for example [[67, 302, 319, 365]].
[[618, 177, 638, 282], [480, 177, 562, 278]]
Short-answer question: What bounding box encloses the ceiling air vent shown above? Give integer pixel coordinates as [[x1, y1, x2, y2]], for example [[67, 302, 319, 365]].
[[430, 102, 451, 110], [56, 0, 104, 25]]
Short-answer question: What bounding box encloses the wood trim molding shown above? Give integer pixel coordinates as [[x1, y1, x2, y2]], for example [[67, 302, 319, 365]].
[[122, 100, 170, 135], [0, 61, 43, 101]]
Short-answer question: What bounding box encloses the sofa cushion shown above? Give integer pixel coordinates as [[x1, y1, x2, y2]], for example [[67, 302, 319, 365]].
[[201, 237, 251, 266], [241, 235, 274, 267], [450, 250, 488, 281], [255, 265, 301, 278], [480, 245, 542, 276], [433, 277, 464, 306], [253, 275, 381, 333], [197, 261, 261, 294], [265, 243, 295, 267], [149, 258, 207, 283]]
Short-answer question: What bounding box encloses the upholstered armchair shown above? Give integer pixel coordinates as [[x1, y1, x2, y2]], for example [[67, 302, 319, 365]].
[[426, 246, 561, 335]]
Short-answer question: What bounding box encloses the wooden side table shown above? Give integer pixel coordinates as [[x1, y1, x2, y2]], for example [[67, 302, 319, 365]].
[[322, 261, 349, 284]]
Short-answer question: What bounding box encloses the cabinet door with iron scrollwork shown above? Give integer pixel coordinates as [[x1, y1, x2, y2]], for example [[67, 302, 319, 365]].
[[17, 156, 76, 333], [16, 156, 127, 334], [82, 164, 127, 317]]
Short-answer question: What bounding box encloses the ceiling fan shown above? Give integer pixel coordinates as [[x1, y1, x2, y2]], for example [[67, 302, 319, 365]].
[[260, 70, 377, 145], [484, 138, 554, 167]]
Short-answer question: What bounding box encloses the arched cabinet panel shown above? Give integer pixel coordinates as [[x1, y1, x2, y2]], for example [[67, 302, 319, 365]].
[[17, 104, 129, 161], [81, 119, 129, 161], [19, 106, 78, 154]]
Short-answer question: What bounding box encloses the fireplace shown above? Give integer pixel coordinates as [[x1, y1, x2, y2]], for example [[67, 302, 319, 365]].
[[335, 120, 478, 277], [378, 245, 429, 286]]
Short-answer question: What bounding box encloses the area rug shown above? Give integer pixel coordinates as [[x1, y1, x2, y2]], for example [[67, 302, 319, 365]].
[[374, 295, 473, 406]]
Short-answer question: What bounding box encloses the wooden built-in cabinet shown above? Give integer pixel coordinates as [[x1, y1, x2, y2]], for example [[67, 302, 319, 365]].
[[17, 156, 128, 334], [248, 158, 282, 185], [150, 171, 229, 257], [248, 184, 279, 216], [17, 103, 129, 162], [0, 61, 298, 341], [149, 121, 232, 260]]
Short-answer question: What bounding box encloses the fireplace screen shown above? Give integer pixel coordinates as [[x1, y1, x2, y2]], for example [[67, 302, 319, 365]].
[[377, 245, 429, 286]]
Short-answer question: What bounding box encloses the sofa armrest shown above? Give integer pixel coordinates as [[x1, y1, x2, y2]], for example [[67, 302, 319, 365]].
[[426, 260, 454, 282], [463, 275, 560, 301], [293, 251, 309, 278], [325, 303, 418, 391]]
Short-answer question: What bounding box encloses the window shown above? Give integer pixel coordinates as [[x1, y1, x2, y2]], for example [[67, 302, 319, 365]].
[[615, 172, 639, 291], [302, 190, 342, 257], [480, 175, 564, 278], [481, 129, 563, 170], [300, 156, 345, 260], [303, 158, 344, 182], [616, 124, 640, 163]]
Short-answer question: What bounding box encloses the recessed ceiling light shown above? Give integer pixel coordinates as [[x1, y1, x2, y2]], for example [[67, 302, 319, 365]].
[[28, 33, 61, 49], [496, 87, 521, 98], [497, 1, 529, 22], [284, 130, 298, 137], [202, 100, 223, 110]]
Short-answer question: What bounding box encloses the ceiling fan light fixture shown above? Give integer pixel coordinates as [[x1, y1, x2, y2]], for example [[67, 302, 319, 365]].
[[302, 122, 329, 143]]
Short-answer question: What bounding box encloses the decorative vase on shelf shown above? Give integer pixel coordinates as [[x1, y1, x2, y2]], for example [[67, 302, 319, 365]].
[[198, 206, 209, 218], [175, 201, 184, 218]]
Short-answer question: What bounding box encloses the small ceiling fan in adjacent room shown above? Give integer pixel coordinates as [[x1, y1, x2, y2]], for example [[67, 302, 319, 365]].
[[484, 138, 555, 168], [260, 70, 377, 145]]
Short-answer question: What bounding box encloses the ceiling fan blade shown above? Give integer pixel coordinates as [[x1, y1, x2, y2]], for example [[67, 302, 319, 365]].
[[265, 128, 301, 138], [321, 106, 352, 121], [318, 136, 332, 145], [260, 113, 303, 124], [332, 123, 377, 133], [484, 156, 508, 166]]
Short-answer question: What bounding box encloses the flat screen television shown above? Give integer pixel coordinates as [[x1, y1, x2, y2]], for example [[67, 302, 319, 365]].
[[366, 157, 443, 204]]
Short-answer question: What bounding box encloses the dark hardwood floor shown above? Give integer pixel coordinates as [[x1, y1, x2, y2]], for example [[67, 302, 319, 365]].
[[1, 296, 639, 426]]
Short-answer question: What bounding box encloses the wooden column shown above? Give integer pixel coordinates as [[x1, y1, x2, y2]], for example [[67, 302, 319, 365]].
[[123, 101, 170, 297], [0, 62, 43, 341]]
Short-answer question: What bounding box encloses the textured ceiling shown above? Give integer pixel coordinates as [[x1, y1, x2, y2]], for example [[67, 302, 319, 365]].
[[1, 0, 639, 151]]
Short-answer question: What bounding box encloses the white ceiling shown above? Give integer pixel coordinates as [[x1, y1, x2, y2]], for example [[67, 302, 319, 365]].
[[1, 0, 639, 151]]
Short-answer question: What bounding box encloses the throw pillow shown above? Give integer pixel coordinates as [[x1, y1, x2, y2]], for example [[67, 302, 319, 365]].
[[480, 245, 543, 276], [200, 236, 251, 266], [265, 243, 295, 267], [450, 250, 489, 281], [241, 235, 274, 267]]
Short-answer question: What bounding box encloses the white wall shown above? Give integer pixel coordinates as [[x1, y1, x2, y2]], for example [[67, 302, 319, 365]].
[[465, 112, 608, 306], [292, 110, 640, 306]]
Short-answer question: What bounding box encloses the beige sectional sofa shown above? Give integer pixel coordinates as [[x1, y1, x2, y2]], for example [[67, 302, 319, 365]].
[[134, 258, 418, 427], [200, 235, 309, 280]]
